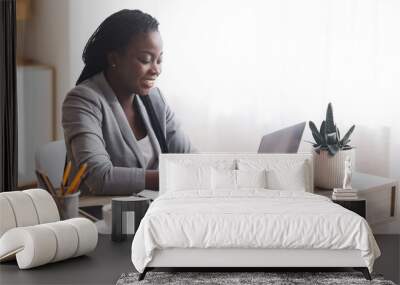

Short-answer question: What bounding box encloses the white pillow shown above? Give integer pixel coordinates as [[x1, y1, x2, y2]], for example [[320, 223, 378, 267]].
[[211, 169, 268, 190], [166, 162, 212, 192], [236, 169, 268, 189], [237, 158, 310, 191], [211, 168, 237, 190], [266, 162, 307, 191]]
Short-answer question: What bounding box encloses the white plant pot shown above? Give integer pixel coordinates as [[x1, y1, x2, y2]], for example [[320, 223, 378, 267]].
[[313, 149, 355, 189]]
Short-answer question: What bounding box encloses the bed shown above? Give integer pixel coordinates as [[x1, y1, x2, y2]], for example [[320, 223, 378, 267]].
[[131, 153, 380, 280]]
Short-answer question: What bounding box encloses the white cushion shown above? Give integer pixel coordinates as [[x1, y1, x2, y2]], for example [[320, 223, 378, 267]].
[[210, 168, 268, 191], [166, 162, 212, 192], [238, 158, 310, 191], [0, 225, 57, 269], [0, 190, 97, 269], [0, 192, 39, 227], [266, 163, 307, 191], [236, 169, 268, 189], [211, 168, 237, 190], [160, 154, 313, 193], [64, 218, 98, 257], [0, 196, 16, 237], [42, 222, 79, 262], [0, 218, 97, 269], [23, 189, 60, 223], [0, 189, 60, 238], [160, 156, 236, 194]]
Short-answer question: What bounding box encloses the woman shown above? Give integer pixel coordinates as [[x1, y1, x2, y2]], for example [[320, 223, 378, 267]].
[[62, 10, 196, 195]]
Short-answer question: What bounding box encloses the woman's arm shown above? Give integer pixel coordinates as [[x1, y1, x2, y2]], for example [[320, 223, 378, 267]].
[[62, 87, 147, 195], [145, 170, 159, 190]]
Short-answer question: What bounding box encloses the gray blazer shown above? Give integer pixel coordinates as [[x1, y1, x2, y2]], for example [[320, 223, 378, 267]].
[[62, 72, 196, 195]]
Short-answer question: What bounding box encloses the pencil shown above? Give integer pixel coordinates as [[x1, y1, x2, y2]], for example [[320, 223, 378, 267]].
[[36, 170, 62, 210], [65, 163, 88, 195], [66, 170, 87, 195], [36, 170, 48, 190], [62, 161, 72, 188], [60, 184, 65, 196], [42, 173, 57, 198]]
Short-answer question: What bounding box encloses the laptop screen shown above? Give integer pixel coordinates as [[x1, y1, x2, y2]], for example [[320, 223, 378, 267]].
[[258, 122, 306, 153]]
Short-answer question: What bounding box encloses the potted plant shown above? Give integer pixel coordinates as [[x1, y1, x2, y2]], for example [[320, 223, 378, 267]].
[[308, 103, 355, 189]]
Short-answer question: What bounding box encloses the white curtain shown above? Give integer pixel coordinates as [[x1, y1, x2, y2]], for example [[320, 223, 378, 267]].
[[139, 0, 400, 179], [78, 0, 399, 179]]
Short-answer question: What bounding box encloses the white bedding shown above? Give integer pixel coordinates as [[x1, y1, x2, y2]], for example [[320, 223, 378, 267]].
[[131, 190, 380, 273]]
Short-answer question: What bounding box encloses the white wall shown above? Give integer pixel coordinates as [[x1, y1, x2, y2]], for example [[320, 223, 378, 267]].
[[23, 0, 70, 139], [137, 0, 400, 178], [25, 0, 400, 180], [21, 0, 400, 233], [68, 0, 131, 94]]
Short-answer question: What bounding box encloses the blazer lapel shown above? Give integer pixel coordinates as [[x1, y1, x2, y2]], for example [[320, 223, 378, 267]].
[[94, 73, 146, 167], [135, 96, 162, 161]]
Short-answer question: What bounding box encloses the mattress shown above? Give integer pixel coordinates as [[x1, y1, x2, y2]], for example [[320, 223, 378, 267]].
[[131, 189, 380, 273]]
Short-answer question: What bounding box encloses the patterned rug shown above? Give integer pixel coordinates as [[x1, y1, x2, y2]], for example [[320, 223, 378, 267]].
[[116, 271, 396, 285]]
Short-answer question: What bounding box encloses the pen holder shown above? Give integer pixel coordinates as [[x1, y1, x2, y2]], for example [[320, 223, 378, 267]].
[[56, 190, 80, 220]]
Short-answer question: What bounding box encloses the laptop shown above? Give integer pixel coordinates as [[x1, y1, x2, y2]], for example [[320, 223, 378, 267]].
[[257, 122, 306, 153]]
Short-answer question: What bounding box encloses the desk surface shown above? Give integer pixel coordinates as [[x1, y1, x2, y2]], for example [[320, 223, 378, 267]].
[[79, 196, 114, 207], [0, 235, 133, 285]]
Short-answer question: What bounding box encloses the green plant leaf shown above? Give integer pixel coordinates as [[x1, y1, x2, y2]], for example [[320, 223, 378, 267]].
[[336, 126, 341, 146], [308, 121, 323, 145], [320, 121, 327, 146], [340, 125, 355, 146], [325, 103, 336, 133], [320, 120, 325, 134], [326, 132, 337, 145], [327, 144, 339, 156], [343, 145, 354, 150], [342, 139, 351, 146]]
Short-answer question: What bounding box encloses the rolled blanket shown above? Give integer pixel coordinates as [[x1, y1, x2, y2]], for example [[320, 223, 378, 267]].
[[0, 218, 98, 269]]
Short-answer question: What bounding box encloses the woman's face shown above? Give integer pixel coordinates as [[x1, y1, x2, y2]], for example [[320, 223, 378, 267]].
[[111, 31, 163, 96]]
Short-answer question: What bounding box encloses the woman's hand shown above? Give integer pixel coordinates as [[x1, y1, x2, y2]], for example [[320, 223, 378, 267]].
[[145, 170, 159, 190]]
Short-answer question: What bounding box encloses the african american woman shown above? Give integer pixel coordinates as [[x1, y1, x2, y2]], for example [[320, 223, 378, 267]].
[[62, 10, 196, 195]]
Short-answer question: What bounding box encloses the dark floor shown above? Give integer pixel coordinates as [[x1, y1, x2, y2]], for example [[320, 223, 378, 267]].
[[0, 235, 133, 285], [374, 235, 400, 284]]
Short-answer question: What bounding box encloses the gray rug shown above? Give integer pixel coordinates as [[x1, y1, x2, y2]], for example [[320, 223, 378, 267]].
[[116, 271, 396, 285]]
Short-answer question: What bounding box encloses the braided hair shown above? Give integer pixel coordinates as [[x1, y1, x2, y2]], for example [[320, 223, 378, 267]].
[[76, 9, 159, 85]]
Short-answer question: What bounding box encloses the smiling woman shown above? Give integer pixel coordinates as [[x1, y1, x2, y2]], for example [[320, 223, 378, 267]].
[[62, 9, 196, 196]]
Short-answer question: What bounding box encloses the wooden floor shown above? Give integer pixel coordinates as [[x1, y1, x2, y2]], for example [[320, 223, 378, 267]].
[[0, 235, 398, 285]]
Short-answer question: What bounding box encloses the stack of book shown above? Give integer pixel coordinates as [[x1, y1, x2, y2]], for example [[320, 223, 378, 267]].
[[332, 188, 358, 200]]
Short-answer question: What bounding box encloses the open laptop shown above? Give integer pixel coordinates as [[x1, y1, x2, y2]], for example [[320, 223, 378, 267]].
[[257, 122, 306, 153]]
